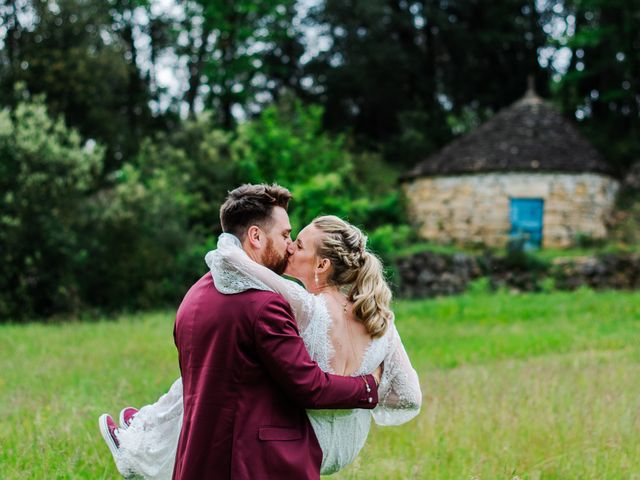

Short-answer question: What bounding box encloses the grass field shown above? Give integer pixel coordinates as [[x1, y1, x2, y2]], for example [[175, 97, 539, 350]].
[[1, 289, 639, 479]]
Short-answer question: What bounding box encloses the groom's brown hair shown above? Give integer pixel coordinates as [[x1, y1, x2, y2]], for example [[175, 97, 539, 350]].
[[220, 183, 292, 241]]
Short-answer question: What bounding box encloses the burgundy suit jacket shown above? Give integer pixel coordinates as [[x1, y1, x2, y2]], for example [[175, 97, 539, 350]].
[[172, 273, 378, 480]]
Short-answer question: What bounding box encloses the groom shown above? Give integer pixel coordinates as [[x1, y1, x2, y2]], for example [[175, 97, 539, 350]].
[[172, 184, 380, 480]]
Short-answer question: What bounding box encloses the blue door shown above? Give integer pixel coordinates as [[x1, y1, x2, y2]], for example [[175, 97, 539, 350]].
[[509, 198, 544, 249]]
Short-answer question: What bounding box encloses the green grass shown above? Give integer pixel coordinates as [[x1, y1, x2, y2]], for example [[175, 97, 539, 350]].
[[1, 290, 639, 479]]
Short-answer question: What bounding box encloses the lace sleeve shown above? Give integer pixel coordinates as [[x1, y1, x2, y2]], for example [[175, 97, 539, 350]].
[[206, 233, 315, 331], [372, 322, 422, 426]]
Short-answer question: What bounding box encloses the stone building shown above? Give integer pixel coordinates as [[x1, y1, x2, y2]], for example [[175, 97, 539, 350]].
[[401, 88, 620, 249]]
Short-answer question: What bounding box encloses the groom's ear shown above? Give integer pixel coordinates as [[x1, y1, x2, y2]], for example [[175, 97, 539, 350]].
[[246, 225, 263, 249]]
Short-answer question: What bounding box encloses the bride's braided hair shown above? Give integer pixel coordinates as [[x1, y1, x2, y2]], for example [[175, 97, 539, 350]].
[[312, 215, 392, 338]]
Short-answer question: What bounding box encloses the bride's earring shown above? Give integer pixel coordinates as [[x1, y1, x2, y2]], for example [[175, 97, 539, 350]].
[[314, 271, 319, 286]]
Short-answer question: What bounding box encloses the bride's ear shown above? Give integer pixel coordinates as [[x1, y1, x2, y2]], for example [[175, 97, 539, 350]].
[[317, 258, 331, 274]]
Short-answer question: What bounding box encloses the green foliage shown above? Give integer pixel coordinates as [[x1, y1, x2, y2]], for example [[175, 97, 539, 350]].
[[367, 223, 415, 263], [3, 0, 638, 321], [607, 185, 640, 248], [76, 165, 200, 310], [504, 236, 550, 272], [0, 94, 209, 320], [132, 96, 410, 245], [573, 231, 607, 249], [0, 93, 103, 318], [0, 93, 414, 321], [1, 0, 633, 179], [553, 0, 640, 173], [308, 0, 550, 166], [466, 276, 492, 295], [539, 276, 556, 293], [366, 223, 417, 288], [232, 96, 409, 240], [179, 0, 303, 126], [234, 100, 348, 186], [134, 114, 239, 233], [0, 1, 160, 172]]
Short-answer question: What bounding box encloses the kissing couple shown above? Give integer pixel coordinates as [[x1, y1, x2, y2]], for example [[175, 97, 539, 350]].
[[99, 183, 421, 479]]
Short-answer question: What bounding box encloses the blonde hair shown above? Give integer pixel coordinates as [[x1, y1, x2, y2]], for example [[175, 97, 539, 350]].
[[312, 215, 392, 338]]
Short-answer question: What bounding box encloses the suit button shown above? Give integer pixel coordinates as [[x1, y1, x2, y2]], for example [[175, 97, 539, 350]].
[[368, 397, 372, 403]]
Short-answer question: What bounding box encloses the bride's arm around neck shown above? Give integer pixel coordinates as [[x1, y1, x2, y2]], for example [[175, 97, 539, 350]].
[[208, 233, 315, 331]]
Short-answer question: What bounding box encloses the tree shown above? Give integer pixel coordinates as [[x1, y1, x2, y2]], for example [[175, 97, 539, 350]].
[[134, 113, 240, 234], [178, 0, 304, 127], [553, 0, 640, 174], [232, 94, 405, 233], [0, 0, 161, 173], [305, 0, 550, 167], [0, 92, 102, 318], [77, 162, 198, 311]]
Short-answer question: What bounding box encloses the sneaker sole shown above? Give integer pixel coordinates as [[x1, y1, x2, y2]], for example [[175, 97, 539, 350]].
[[119, 407, 137, 429], [98, 414, 120, 461]]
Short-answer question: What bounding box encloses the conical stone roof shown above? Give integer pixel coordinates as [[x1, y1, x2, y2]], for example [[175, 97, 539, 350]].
[[403, 89, 613, 180]]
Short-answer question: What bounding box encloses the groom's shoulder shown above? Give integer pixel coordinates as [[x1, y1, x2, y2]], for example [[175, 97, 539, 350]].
[[184, 273, 292, 314], [231, 290, 294, 321], [237, 289, 291, 311]]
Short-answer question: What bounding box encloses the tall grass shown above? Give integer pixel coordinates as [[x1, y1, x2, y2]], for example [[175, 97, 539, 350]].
[[1, 290, 639, 479]]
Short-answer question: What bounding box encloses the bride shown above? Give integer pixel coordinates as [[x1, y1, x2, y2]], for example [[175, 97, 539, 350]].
[[99, 215, 421, 478]]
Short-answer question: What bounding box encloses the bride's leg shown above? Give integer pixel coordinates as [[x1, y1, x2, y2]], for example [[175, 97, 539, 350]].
[[114, 378, 184, 480]]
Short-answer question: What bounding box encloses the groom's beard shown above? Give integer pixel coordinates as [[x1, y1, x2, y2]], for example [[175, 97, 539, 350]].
[[262, 238, 289, 275]]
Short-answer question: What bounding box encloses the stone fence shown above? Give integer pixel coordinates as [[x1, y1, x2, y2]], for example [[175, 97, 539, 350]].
[[394, 250, 640, 298]]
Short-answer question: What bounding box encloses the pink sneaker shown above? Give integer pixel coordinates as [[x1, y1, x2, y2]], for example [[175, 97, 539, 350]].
[[98, 414, 120, 460], [119, 407, 139, 429]]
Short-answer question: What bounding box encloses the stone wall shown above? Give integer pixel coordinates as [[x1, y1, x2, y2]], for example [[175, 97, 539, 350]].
[[395, 250, 640, 299], [403, 172, 620, 248], [553, 254, 640, 290], [395, 251, 482, 298]]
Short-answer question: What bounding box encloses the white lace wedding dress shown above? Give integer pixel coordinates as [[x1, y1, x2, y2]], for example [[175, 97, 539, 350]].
[[115, 234, 422, 479]]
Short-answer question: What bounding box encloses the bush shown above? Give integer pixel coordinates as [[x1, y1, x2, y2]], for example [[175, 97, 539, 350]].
[[134, 115, 240, 234], [503, 236, 549, 272], [76, 165, 201, 310], [1, 92, 416, 320], [0, 94, 102, 318], [608, 185, 640, 248], [232, 95, 407, 235], [0, 94, 211, 320]]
